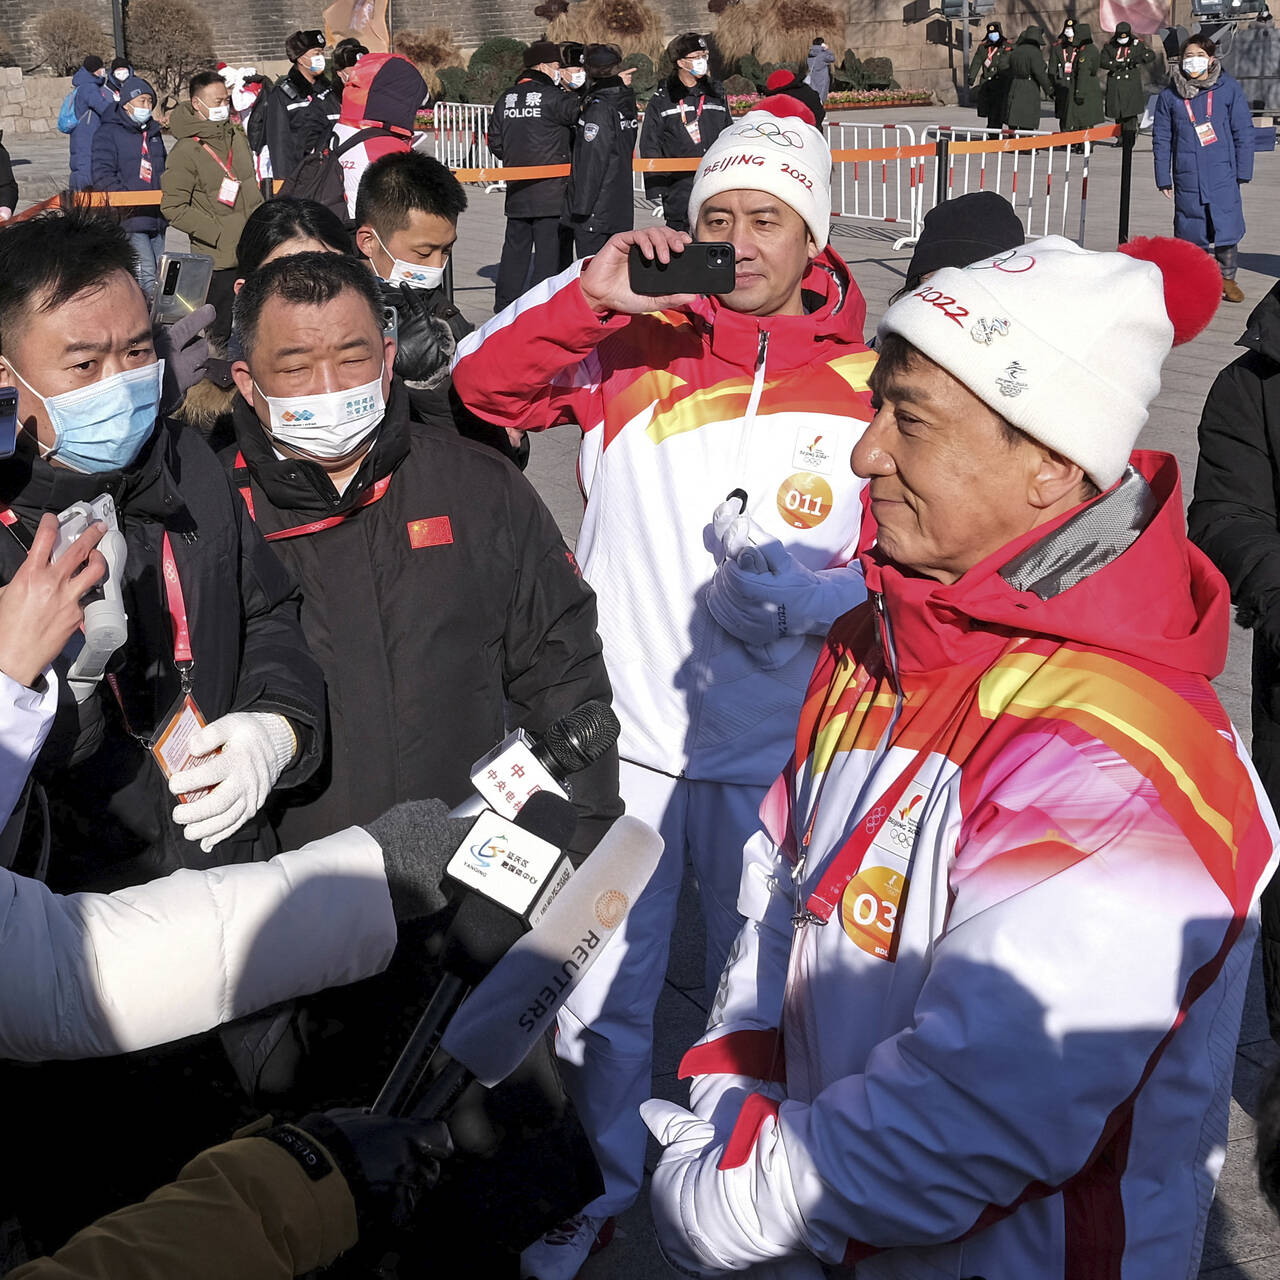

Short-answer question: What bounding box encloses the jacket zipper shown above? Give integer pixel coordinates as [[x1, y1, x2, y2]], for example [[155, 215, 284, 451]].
[[684, 328, 772, 767]]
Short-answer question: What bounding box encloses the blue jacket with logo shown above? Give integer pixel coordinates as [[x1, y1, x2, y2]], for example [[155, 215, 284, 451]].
[[91, 76, 168, 235]]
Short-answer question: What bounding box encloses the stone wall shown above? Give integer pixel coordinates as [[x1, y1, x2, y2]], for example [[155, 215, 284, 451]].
[[0, 0, 1199, 104], [0, 68, 73, 138]]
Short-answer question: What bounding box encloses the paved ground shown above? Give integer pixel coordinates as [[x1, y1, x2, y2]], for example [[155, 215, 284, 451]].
[[8, 103, 1280, 1275]]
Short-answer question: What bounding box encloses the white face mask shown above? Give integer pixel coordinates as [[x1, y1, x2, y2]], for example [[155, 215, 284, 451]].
[[201, 101, 230, 123], [689, 57, 709, 76], [566, 69, 586, 89], [309, 54, 326, 73], [254, 370, 386, 461], [1183, 54, 1210, 75], [114, 68, 129, 81], [373, 229, 446, 289], [1117, 34, 1130, 43]]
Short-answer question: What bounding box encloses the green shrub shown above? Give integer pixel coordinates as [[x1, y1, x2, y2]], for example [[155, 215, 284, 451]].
[[623, 50, 656, 96], [862, 55, 892, 88], [737, 51, 765, 88], [723, 73, 756, 95], [437, 64, 467, 101], [469, 36, 526, 73], [463, 63, 508, 103]]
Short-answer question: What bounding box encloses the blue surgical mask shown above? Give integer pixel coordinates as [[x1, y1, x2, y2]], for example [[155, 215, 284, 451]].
[[129, 105, 152, 124], [10, 360, 164, 473]]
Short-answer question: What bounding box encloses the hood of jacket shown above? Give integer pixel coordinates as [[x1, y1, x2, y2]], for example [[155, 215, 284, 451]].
[[861, 450, 1228, 679], [72, 66, 106, 93], [167, 100, 236, 147], [682, 246, 868, 373], [1018, 26, 1045, 46], [229, 377, 412, 517], [337, 51, 426, 132], [1238, 279, 1280, 363]]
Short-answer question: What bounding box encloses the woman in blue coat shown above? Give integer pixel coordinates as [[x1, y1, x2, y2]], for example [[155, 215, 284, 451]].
[[1153, 34, 1254, 303], [91, 75, 168, 298], [68, 56, 113, 191]]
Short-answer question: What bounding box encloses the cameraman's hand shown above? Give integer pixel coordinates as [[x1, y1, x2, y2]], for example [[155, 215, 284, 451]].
[[578, 226, 698, 316], [0, 514, 107, 688], [295, 1108, 454, 1236]]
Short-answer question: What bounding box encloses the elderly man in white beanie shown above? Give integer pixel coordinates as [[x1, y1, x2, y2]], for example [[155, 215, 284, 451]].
[[453, 95, 878, 1276], [641, 234, 1280, 1278]]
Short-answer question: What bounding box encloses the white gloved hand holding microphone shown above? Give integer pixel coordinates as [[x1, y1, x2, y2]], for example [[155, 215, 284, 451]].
[[169, 711, 297, 853], [707, 493, 867, 667]]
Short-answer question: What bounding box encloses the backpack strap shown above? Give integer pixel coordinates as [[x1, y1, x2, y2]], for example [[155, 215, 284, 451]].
[[333, 126, 399, 157]]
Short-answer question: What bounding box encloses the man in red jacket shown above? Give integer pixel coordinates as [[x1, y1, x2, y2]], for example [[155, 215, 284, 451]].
[[453, 95, 876, 1277]]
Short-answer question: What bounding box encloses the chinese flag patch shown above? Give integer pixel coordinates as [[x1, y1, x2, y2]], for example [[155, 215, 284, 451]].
[[407, 516, 454, 548]]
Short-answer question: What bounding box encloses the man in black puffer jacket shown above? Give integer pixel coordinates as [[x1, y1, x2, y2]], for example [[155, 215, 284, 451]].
[[1189, 277, 1280, 1044], [488, 41, 580, 312], [639, 34, 731, 232]]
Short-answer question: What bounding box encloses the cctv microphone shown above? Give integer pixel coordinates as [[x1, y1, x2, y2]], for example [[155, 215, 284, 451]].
[[448, 699, 622, 820], [372, 791, 582, 1116], [414, 813, 664, 1117]]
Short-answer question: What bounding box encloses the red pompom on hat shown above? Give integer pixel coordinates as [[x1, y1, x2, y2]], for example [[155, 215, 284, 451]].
[[1118, 235, 1221, 346], [765, 68, 797, 90], [750, 93, 816, 128]]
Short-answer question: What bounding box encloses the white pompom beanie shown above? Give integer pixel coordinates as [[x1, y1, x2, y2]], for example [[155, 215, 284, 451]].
[[876, 234, 1222, 489], [687, 100, 832, 250]]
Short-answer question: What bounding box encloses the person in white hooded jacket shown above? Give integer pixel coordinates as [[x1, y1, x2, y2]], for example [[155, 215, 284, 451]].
[[0, 512, 440, 1063]]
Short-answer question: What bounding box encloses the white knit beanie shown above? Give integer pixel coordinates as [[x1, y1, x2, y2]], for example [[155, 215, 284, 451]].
[[687, 100, 832, 250], [877, 234, 1221, 489]]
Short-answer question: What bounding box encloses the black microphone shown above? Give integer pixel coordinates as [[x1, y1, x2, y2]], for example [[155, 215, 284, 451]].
[[372, 791, 581, 1116], [448, 699, 621, 819]]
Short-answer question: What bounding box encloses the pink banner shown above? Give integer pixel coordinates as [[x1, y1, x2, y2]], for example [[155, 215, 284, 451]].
[[1100, 0, 1169, 35]]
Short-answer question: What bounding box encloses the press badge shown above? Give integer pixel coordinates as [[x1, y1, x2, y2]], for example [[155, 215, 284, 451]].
[[217, 176, 241, 206], [139, 155, 153, 183], [150, 693, 218, 802], [838, 784, 929, 961], [1195, 120, 1218, 146]]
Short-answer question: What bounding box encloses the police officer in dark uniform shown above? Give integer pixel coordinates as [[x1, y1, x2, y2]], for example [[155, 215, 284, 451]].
[[255, 30, 339, 181], [560, 43, 587, 93], [488, 40, 580, 312], [639, 33, 731, 232], [562, 44, 638, 258]]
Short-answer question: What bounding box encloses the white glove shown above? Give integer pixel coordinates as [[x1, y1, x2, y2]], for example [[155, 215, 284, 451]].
[[642, 1098, 825, 1276], [706, 528, 866, 648], [169, 711, 297, 853]]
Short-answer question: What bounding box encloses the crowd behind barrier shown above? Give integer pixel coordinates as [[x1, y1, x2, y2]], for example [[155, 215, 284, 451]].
[[12, 113, 1123, 249]]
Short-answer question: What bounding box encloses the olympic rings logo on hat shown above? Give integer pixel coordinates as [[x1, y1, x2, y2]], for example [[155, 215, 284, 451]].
[[965, 249, 1037, 274], [738, 120, 803, 148]]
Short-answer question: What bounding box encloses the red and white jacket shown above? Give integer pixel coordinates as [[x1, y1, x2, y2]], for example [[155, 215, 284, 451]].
[[668, 453, 1279, 1276], [452, 252, 876, 785]]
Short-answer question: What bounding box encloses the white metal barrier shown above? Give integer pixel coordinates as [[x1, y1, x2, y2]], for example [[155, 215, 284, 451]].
[[914, 124, 1091, 246], [432, 102, 497, 173], [824, 122, 919, 247]]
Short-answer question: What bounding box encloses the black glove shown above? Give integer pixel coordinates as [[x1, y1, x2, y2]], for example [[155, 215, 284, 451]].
[[290, 1108, 453, 1238], [365, 798, 471, 922], [155, 303, 217, 414], [387, 282, 457, 391]]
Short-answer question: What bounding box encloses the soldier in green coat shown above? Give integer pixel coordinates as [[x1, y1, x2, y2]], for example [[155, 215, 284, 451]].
[[1048, 18, 1077, 128], [1063, 23, 1104, 134], [1101, 22, 1155, 133], [969, 22, 1011, 130], [1004, 26, 1052, 131]]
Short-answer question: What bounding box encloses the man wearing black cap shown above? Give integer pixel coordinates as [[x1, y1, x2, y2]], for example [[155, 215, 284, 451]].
[[638, 34, 730, 233], [488, 40, 581, 311], [255, 30, 339, 181], [562, 44, 638, 257], [969, 21, 1011, 129], [68, 55, 113, 190], [894, 190, 1024, 301]]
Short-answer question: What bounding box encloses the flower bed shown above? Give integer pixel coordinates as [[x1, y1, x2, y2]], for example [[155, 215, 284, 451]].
[[728, 88, 932, 114]]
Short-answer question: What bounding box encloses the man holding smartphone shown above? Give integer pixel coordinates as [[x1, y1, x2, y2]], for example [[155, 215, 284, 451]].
[[452, 95, 876, 1278]]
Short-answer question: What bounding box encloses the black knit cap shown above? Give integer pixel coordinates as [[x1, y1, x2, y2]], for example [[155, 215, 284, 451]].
[[285, 29, 326, 63], [82, 55, 104, 73], [668, 32, 708, 61], [906, 192, 1025, 283], [524, 40, 563, 67], [561, 41, 585, 66]]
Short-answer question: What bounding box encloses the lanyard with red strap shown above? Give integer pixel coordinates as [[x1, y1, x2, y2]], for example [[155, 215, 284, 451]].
[[1184, 90, 1214, 124], [678, 94, 705, 124], [232, 452, 392, 541], [200, 141, 236, 177]]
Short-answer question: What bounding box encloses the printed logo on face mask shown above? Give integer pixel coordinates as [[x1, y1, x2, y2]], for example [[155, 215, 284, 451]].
[[280, 408, 317, 423], [343, 393, 378, 419], [583, 122, 599, 141]]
